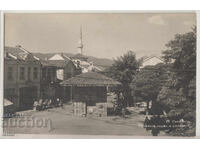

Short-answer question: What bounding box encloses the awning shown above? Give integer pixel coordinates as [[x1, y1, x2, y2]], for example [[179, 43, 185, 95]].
[[4, 98, 14, 106]]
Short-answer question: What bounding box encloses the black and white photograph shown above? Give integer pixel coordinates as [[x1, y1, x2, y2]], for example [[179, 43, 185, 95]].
[[2, 12, 196, 137]]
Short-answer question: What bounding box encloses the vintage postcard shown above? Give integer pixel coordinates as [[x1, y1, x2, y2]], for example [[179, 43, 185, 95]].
[[1, 12, 197, 138]]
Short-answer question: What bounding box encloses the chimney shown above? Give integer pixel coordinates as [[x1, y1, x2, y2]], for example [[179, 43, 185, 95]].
[[16, 45, 22, 48]]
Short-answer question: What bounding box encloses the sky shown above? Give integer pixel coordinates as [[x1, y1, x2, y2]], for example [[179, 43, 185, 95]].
[[4, 13, 196, 59]]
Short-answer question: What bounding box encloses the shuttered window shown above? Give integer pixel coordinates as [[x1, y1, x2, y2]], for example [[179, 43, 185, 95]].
[[20, 67, 25, 80], [33, 67, 38, 79], [28, 67, 31, 80]]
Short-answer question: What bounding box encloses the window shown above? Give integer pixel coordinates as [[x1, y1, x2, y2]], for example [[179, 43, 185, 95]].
[[20, 67, 25, 80], [33, 67, 38, 79], [28, 67, 31, 80], [7, 67, 13, 80]]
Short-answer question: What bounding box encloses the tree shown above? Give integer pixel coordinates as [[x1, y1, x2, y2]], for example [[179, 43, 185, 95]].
[[105, 51, 141, 107], [162, 27, 196, 95], [131, 63, 168, 113], [157, 27, 196, 136]]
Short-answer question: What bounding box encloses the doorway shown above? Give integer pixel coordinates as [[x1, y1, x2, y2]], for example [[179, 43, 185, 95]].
[[19, 86, 37, 110]]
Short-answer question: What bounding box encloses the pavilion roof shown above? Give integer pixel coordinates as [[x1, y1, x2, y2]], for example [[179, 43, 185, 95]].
[[60, 72, 121, 87]]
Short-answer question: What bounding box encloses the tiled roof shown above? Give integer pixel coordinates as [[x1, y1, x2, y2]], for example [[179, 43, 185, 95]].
[[46, 60, 70, 68], [60, 72, 121, 87], [4, 46, 40, 61], [143, 55, 163, 62], [140, 55, 164, 68], [39, 53, 72, 68], [5, 46, 28, 60]]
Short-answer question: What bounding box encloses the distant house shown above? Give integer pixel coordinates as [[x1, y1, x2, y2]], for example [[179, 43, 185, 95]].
[[46, 52, 102, 80], [4, 46, 41, 110], [70, 54, 102, 73], [140, 56, 164, 68], [45, 53, 85, 79], [47, 53, 72, 80], [48, 53, 70, 61], [60, 72, 121, 117]]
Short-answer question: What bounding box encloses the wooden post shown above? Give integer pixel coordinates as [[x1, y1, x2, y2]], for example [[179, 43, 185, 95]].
[[70, 85, 73, 102], [63, 86, 65, 102]]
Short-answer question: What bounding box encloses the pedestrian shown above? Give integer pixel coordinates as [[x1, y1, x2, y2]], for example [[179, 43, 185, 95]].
[[144, 116, 149, 128], [33, 100, 38, 111], [47, 99, 52, 108], [151, 127, 160, 136], [45, 99, 49, 109], [56, 98, 60, 107], [121, 108, 126, 118], [59, 99, 63, 109], [43, 99, 48, 110], [38, 99, 43, 111]]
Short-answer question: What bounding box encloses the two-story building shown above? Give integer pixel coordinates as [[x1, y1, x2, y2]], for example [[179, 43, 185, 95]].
[[4, 46, 41, 110], [40, 60, 59, 100]]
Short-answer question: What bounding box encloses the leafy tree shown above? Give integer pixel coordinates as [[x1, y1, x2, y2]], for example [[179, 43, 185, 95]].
[[105, 51, 141, 107], [162, 27, 196, 95], [157, 27, 196, 136], [131, 63, 168, 113]]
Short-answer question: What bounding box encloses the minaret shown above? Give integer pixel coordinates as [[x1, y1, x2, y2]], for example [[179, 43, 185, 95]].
[[77, 26, 83, 54]]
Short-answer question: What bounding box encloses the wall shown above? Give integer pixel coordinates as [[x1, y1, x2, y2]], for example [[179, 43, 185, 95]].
[[72, 86, 107, 105], [56, 69, 64, 80], [63, 61, 81, 80], [4, 58, 41, 110], [4, 59, 18, 108], [41, 66, 56, 83]]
